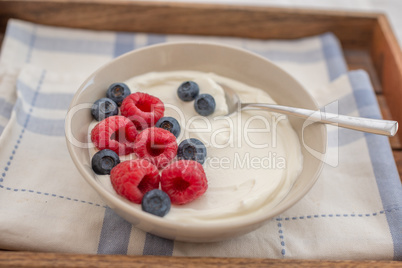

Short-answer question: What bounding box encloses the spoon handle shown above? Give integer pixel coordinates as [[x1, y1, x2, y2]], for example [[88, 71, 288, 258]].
[[242, 103, 398, 137]]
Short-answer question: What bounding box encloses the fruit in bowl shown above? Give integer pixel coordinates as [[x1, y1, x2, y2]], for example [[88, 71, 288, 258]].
[[65, 42, 326, 242]]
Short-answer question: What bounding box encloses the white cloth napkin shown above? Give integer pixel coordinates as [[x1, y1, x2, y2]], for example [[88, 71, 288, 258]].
[[0, 19, 400, 260]]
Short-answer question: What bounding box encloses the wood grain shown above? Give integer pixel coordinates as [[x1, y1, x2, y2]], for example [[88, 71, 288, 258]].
[[393, 150, 402, 179], [376, 95, 401, 150], [0, 252, 401, 268], [371, 15, 402, 143], [344, 49, 383, 94], [0, 0, 378, 48]]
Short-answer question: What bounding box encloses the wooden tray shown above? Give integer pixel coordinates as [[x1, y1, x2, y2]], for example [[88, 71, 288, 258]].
[[0, 1, 401, 267]]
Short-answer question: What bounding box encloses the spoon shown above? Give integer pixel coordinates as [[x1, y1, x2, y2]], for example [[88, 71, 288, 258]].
[[222, 85, 398, 137]]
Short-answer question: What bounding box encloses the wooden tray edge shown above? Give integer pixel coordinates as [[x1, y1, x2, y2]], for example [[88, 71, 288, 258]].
[[0, 251, 401, 268], [0, 1, 401, 264]]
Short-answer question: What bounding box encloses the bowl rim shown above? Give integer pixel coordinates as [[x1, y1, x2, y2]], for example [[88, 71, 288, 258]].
[[65, 41, 327, 234]]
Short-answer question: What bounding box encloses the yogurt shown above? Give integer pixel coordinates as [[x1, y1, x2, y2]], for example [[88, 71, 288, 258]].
[[89, 71, 303, 223]]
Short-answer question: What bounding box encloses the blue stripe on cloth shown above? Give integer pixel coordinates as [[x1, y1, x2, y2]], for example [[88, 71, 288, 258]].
[[7, 23, 114, 55], [145, 33, 334, 64], [337, 90, 378, 116], [114, 33, 135, 57], [253, 49, 323, 63], [5, 22, 32, 46], [0, 98, 14, 119], [147, 34, 166, 45], [320, 33, 348, 81], [0, 125, 4, 136], [143, 233, 174, 256], [348, 70, 402, 261], [14, 99, 65, 136], [327, 89, 380, 147], [97, 207, 132, 254], [328, 128, 364, 147], [34, 35, 114, 55], [17, 80, 73, 110]]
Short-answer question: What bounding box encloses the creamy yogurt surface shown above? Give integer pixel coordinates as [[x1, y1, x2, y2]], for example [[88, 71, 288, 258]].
[[89, 70, 303, 223]]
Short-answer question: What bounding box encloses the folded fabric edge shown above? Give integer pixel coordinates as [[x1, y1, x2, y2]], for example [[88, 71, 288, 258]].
[[348, 69, 402, 261], [320, 32, 348, 82]]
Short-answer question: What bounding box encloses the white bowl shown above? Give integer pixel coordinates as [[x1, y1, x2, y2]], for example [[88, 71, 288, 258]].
[[65, 42, 326, 242]]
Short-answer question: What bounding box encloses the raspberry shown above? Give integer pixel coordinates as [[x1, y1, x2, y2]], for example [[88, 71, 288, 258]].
[[110, 159, 160, 204], [120, 92, 165, 130], [134, 127, 178, 169], [91, 115, 138, 155], [161, 160, 208, 205]]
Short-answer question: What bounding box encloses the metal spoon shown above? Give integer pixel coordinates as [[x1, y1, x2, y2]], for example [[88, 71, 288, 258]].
[[222, 84, 398, 137]]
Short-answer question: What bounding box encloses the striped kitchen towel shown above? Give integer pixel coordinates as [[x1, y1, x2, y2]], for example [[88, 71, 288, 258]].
[[0, 19, 400, 260]]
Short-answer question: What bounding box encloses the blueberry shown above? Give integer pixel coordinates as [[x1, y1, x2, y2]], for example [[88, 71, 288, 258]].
[[91, 149, 120, 175], [177, 81, 199, 101], [91, 98, 118, 121], [177, 138, 207, 164], [106, 83, 131, 106], [155, 117, 181, 138], [194, 94, 215, 116], [142, 189, 171, 217]]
